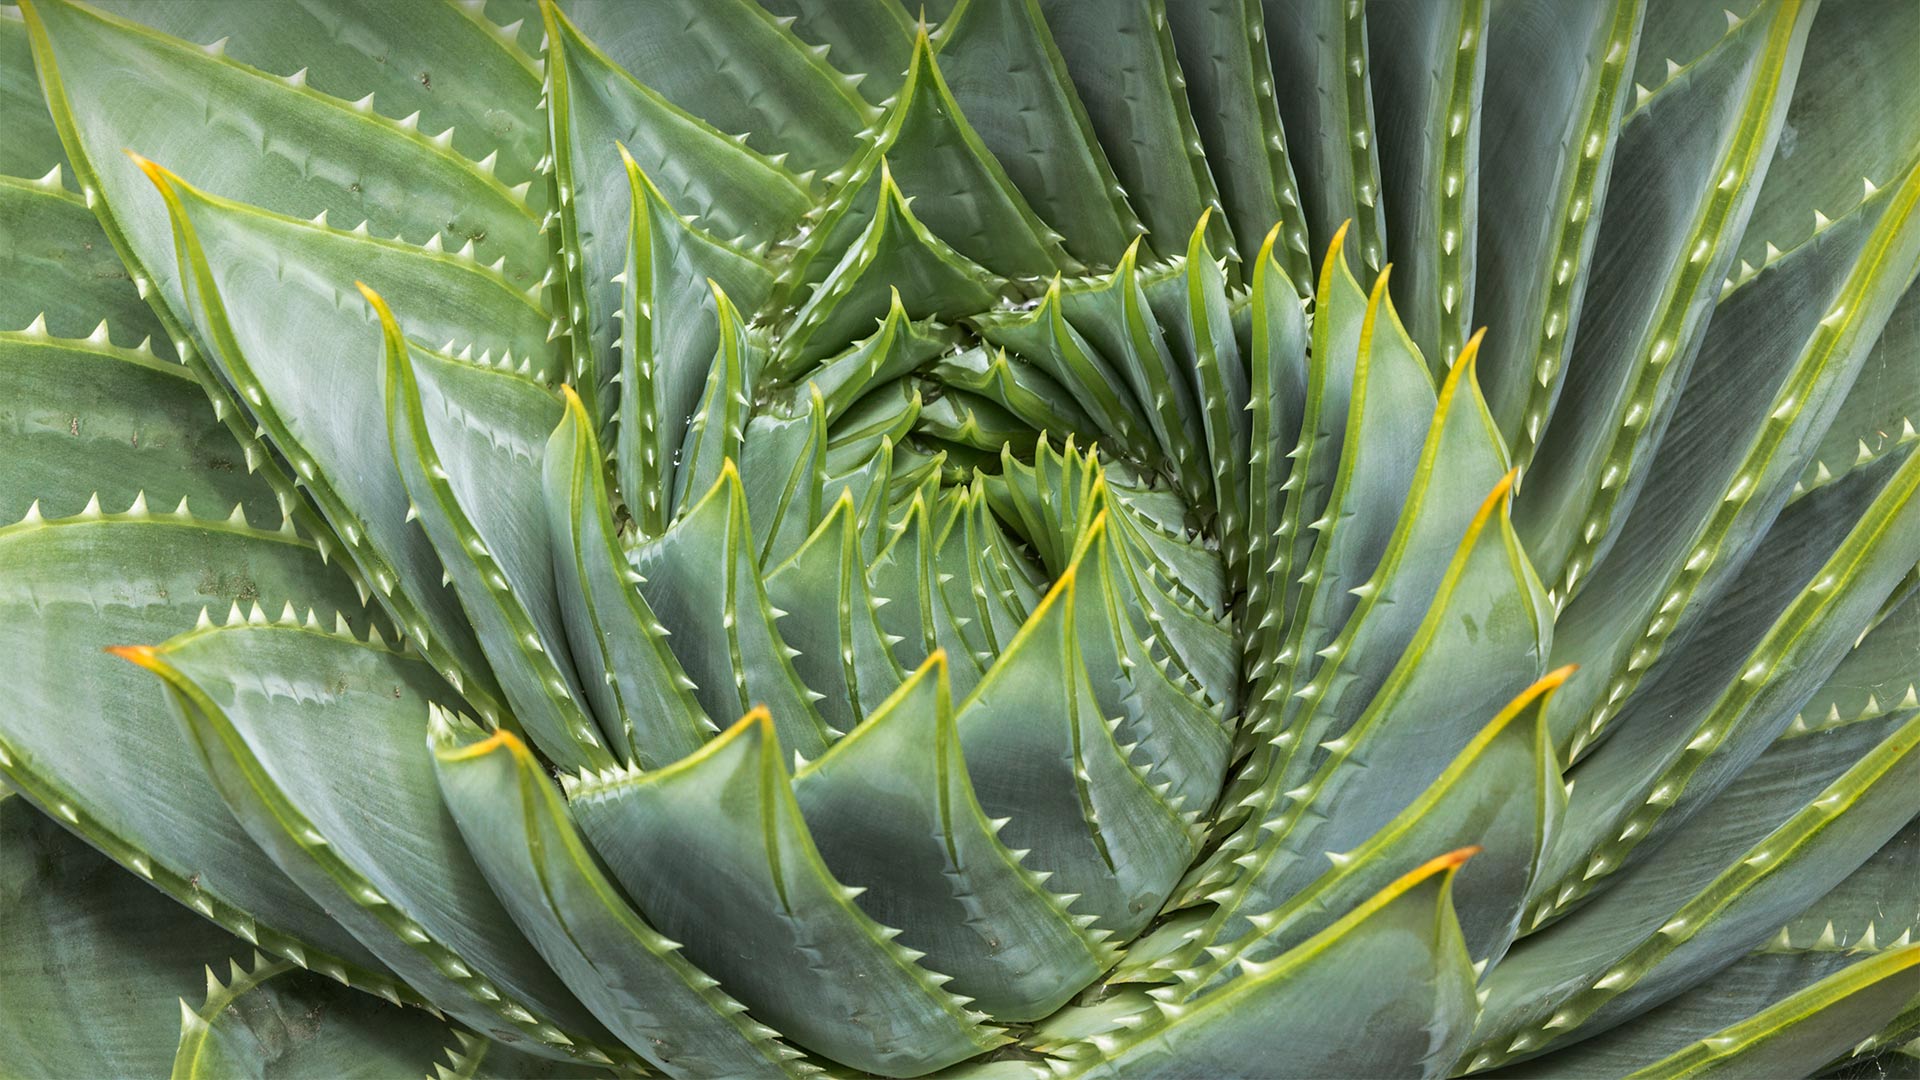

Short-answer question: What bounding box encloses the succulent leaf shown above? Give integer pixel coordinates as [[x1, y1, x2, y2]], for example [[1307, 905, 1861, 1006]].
[[126, 623, 630, 1066], [794, 654, 1116, 1020], [3, 0, 1918, 1075], [431, 715, 810, 1078], [0, 510, 395, 991], [1059, 849, 1480, 1079], [1515, 0, 1818, 588], [569, 709, 1007, 1077]]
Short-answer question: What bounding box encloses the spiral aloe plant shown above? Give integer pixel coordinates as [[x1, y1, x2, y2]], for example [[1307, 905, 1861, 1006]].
[[3, 0, 1919, 1076]]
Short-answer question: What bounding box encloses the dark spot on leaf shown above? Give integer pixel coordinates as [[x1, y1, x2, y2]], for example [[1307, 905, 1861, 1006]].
[[197, 567, 260, 601]]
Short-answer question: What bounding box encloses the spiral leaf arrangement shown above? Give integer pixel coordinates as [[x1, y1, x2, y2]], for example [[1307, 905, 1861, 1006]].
[[2, 0, 1919, 1077]]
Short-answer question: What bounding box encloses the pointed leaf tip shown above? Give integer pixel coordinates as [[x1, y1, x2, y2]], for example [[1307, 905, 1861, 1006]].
[[104, 643, 161, 669], [1458, 326, 1488, 373], [354, 281, 397, 327], [435, 727, 526, 764], [124, 150, 174, 191]]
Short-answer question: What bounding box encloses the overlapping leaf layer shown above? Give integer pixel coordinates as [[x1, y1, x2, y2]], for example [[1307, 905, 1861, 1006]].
[[2, 0, 1918, 1077]]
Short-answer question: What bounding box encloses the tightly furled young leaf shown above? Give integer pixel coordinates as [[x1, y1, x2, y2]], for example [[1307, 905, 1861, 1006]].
[[2, 0, 1918, 1076]]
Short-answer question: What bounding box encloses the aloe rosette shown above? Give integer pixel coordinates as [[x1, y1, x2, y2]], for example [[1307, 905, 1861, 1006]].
[[2, 0, 1919, 1077]]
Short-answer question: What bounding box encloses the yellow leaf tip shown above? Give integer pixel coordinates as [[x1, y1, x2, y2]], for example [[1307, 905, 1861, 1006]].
[[105, 644, 162, 670]]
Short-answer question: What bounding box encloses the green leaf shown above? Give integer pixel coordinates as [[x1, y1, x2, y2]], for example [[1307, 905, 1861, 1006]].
[[1034, 0, 1224, 259], [1260, 227, 1370, 665], [917, 386, 1040, 455], [934, 344, 1098, 442], [1470, 709, 1920, 1070], [810, 33, 1075, 294], [1789, 581, 1920, 739], [1515, 0, 1819, 587], [864, 30, 1075, 276], [1797, 283, 1920, 502], [766, 491, 908, 736], [1568, 706, 1917, 1027], [1050, 245, 1211, 494], [87, 0, 549, 196], [131, 622, 632, 1068], [826, 380, 923, 475], [0, 510, 395, 995], [1158, 218, 1251, 580], [0, 9, 68, 179], [953, 523, 1198, 940], [1099, 493, 1242, 713], [613, 145, 777, 533], [1244, 225, 1312, 661], [741, 393, 831, 573], [670, 283, 758, 518], [782, 297, 959, 427], [543, 386, 712, 769], [557, 0, 874, 177], [540, 0, 812, 420], [140, 160, 542, 725], [1058, 849, 1479, 1078], [1367, 0, 1488, 368], [755, 0, 916, 104], [982, 434, 1103, 588], [1163, 0, 1313, 291], [971, 279, 1167, 478], [1261, 272, 1445, 736], [428, 1031, 624, 1080], [1549, 156, 1920, 760], [10, 5, 376, 571], [1168, 670, 1568, 991], [1531, 444, 1920, 921], [374, 289, 612, 770], [1262, 0, 1389, 275], [1249, 321, 1509, 773], [1515, 818, 1920, 1077], [630, 462, 837, 757], [566, 710, 1006, 1077], [793, 655, 1115, 1021], [932, 0, 1142, 266], [429, 715, 811, 1078], [869, 492, 989, 698], [170, 952, 468, 1080], [0, 173, 168, 350], [1759, 807, 1920, 961], [0, 328, 276, 526], [1732, 0, 1920, 270], [1072, 504, 1233, 822], [1629, 2, 1767, 91], [1, 797, 260, 1079], [22, 0, 547, 319], [1625, 946, 1920, 1080], [1471, 0, 1642, 449], [1194, 468, 1547, 949], [955, 479, 1048, 650], [815, 435, 901, 563], [780, 161, 1004, 366]]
